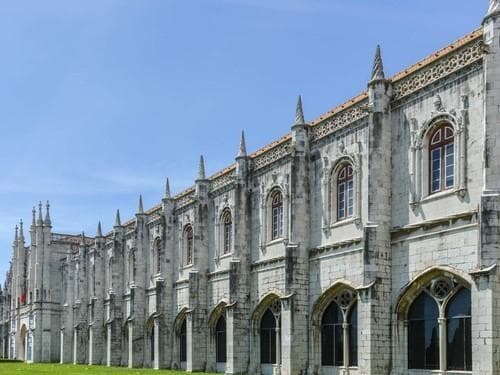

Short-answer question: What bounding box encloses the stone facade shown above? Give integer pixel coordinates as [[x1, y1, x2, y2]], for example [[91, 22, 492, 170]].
[[1, 3, 500, 374]]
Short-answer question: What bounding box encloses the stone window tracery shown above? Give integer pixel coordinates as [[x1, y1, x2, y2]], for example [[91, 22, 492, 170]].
[[320, 289, 358, 368], [406, 277, 471, 372]]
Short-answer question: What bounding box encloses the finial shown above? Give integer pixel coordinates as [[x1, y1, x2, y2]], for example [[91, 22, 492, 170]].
[[138, 195, 144, 214], [489, 0, 500, 14], [80, 231, 86, 246], [14, 225, 18, 242], [19, 220, 23, 239], [37, 201, 43, 225], [115, 209, 121, 227], [198, 155, 206, 180], [238, 130, 247, 157], [44, 200, 51, 226], [164, 178, 171, 199], [371, 45, 385, 81], [97, 221, 102, 237], [294, 95, 305, 125], [32, 207, 36, 226]]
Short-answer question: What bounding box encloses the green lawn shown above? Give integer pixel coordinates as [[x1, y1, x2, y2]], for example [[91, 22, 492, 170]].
[[0, 362, 218, 375]]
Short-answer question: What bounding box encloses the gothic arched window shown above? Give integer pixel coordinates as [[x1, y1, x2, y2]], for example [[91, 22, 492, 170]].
[[407, 284, 471, 371], [429, 124, 454, 194], [446, 288, 472, 371], [215, 315, 227, 363], [260, 309, 278, 364], [184, 225, 194, 265], [222, 210, 232, 255], [337, 164, 354, 220], [154, 239, 161, 274], [408, 292, 439, 369], [320, 297, 358, 367], [271, 190, 283, 240]]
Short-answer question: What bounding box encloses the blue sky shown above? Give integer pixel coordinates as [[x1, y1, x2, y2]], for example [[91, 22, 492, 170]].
[[0, 1, 486, 280]]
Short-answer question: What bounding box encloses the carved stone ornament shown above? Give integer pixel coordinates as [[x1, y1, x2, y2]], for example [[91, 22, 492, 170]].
[[433, 95, 445, 113], [430, 277, 453, 300]]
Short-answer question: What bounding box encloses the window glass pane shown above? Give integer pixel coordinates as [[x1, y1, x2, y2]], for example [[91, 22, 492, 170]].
[[261, 309, 277, 364], [445, 143, 454, 188], [408, 292, 439, 369], [180, 320, 187, 362], [431, 148, 441, 192], [348, 303, 358, 367], [446, 288, 471, 371], [216, 316, 227, 363], [321, 301, 344, 366], [338, 183, 345, 219], [347, 180, 354, 217]]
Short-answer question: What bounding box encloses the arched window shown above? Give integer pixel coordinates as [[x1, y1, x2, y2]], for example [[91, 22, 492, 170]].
[[260, 309, 278, 364], [271, 190, 283, 240], [446, 288, 471, 371], [429, 124, 454, 194], [406, 282, 471, 371], [337, 164, 354, 220], [215, 315, 227, 363], [408, 292, 439, 369], [154, 239, 161, 274], [184, 225, 194, 265], [180, 319, 187, 363], [222, 210, 232, 255], [320, 297, 358, 367]]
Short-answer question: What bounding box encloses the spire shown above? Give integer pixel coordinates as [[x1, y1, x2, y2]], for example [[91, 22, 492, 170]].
[[164, 178, 171, 199], [237, 130, 247, 157], [96, 221, 102, 237], [115, 209, 121, 227], [198, 155, 206, 180], [80, 232, 86, 246], [371, 45, 385, 81], [138, 195, 144, 214], [19, 220, 24, 240], [44, 200, 51, 226], [14, 225, 18, 242], [488, 0, 500, 15], [294, 95, 305, 125], [32, 207, 36, 227], [37, 201, 43, 225]]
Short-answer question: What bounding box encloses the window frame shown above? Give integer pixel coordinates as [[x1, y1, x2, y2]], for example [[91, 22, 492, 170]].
[[336, 164, 354, 221], [428, 124, 455, 195], [221, 209, 233, 255], [183, 225, 194, 266], [270, 190, 284, 241]]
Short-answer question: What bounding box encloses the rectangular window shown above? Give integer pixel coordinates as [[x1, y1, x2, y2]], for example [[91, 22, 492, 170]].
[[431, 148, 441, 193], [445, 143, 454, 188]]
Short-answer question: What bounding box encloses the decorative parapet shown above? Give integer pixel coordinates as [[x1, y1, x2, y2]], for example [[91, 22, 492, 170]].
[[309, 98, 369, 142], [252, 137, 292, 170], [392, 30, 484, 101]]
